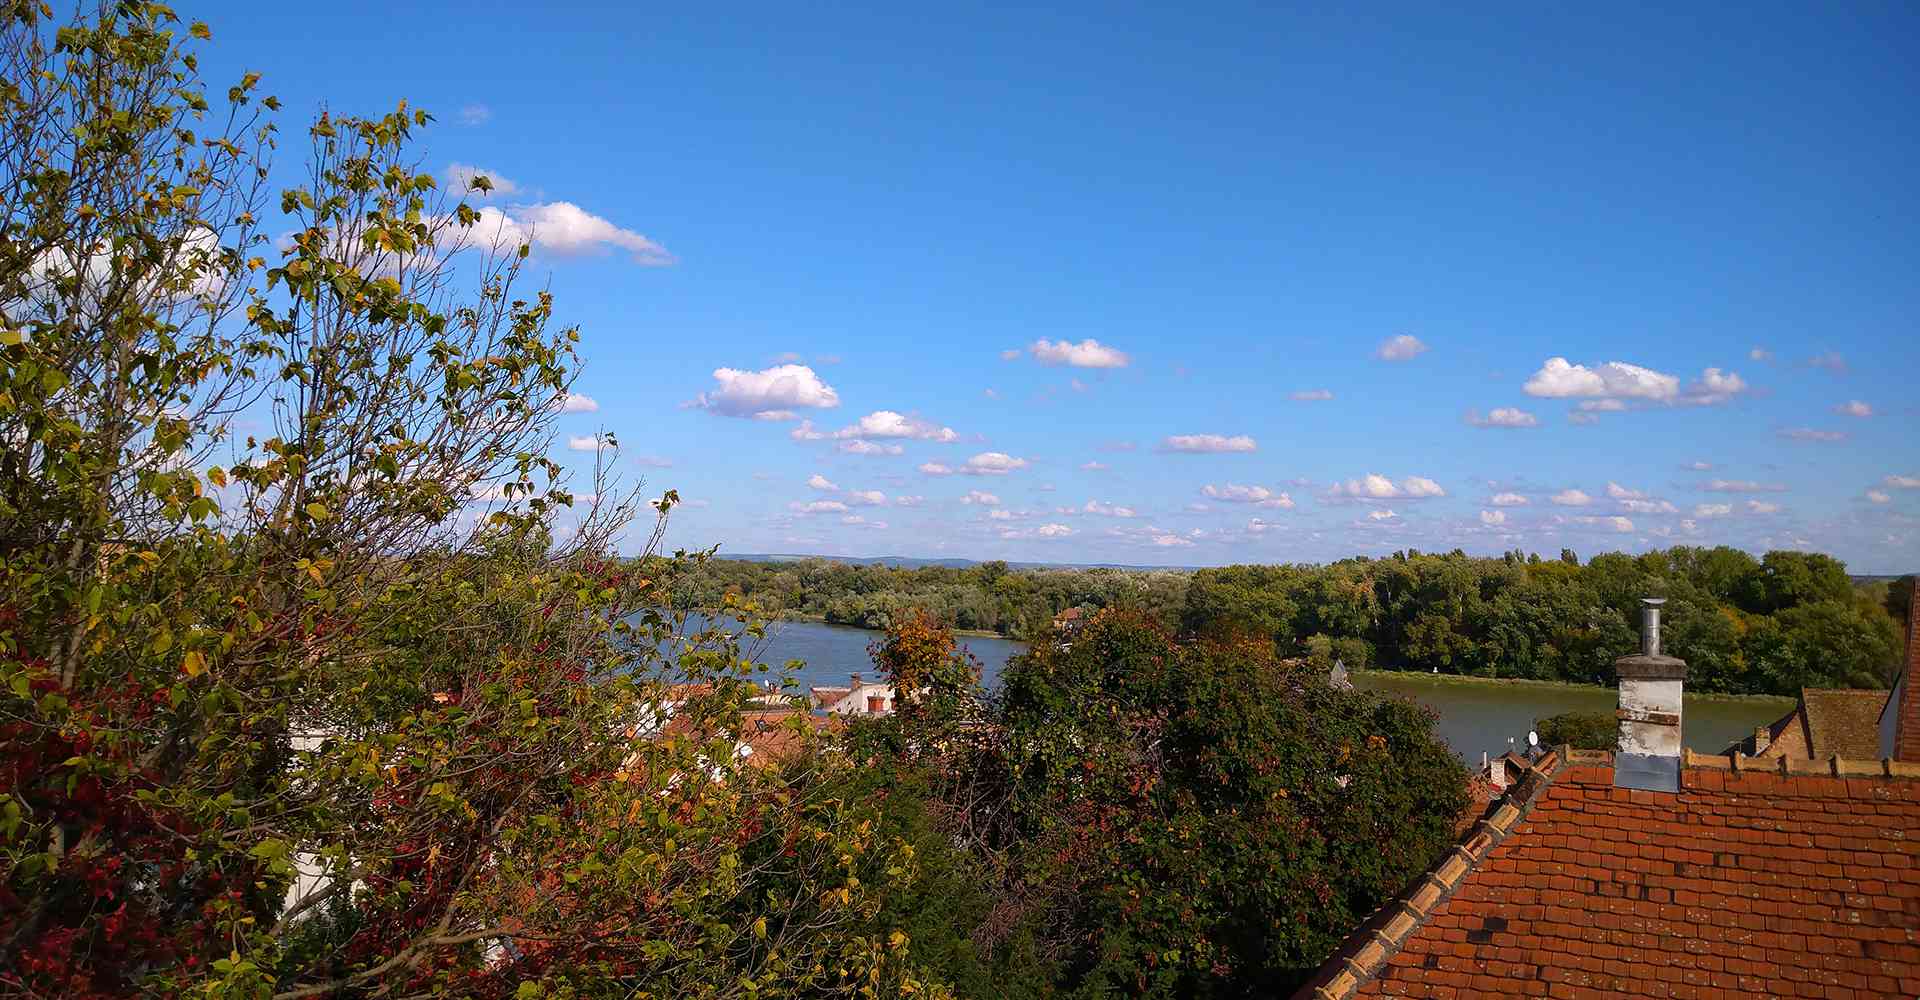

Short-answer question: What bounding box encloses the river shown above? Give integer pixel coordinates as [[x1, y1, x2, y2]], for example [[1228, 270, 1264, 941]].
[[717, 618, 1800, 762]]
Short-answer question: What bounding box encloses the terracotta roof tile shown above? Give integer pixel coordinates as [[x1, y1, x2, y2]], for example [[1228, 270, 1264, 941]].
[[1300, 750, 1920, 999]]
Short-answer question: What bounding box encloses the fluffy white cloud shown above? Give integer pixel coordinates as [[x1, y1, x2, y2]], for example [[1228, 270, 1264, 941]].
[[560, 393, 598, 413], [1569, 515, 1635, 532], [1479, 509, 1507, 526], [846, 490, 886, 506], [1490, 492, 1530, 506], [830, 410, 958, 442], [987, 508, 1016, 521], [1619, 498, 1679, 514], [1693, 503, 1733, 517], [807, 474, 837, 491], [1035, 523, 1073, 538], [1367, 509, 1399, 521], [1374, 334, 1428, 361], [1605, 482, 1646, 500], [1028, 338, 1130, 368], [1702, 479, 1788, 493], [1577, 399, 1628, 413], [1749, 347, 1773, 362], [1290, 389, 1335, 401], [840, 514, 888, 529], [567, 434, 615, 453], [958, 452, 1029, 475], [1680, 368, 1747, 405], [1550, 489, 1592, 506], [1523, 358, 1679, 400], [446, 163, 519, 198], [1466, 407, 1539, 428], [465, 202, 672, 264], [1835, 400, 1873, 418], [919, 462, 953, 476], [1328, 474, 1446, 500], [1161, 434, 1258, 453], [1867, 490, 1892, 504], [1746, 500, 1782, 514], [788, 499, 849, 515], [1201, 484, 1295, 508], [693, 365, 839, 420], [959, 490, 1001, 505], [894, 495, 924, 507], [1779, 428, 1847, 443], [1077, 499, 1137, 518], [838, 439, 904, 456]]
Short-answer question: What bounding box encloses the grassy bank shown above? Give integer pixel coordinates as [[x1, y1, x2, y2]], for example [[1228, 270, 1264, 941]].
[[1355, 667, 1803, 705]]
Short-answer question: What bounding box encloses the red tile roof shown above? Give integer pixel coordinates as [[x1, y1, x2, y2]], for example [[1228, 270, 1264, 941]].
[[1299, 748, 1920, 999]]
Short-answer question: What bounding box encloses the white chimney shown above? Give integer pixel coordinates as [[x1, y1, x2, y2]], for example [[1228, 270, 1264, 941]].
[[1614, 598, 1687, 792]]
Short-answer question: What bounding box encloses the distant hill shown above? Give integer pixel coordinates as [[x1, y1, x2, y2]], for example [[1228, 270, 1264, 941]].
[[718, 552, 1195, 572]]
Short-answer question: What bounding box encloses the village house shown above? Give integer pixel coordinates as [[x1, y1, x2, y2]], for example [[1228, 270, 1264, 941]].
[[1298, 591, 1920, 999], [810, 672, 900, 716], [1727, 686, 1887, 760]]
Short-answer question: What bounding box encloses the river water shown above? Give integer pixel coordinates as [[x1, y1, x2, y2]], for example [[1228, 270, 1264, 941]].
[[718, 618, 1800, 762]]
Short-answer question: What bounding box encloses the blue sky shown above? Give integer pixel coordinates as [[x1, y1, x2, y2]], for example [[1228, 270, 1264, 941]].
[[202, 3, 1916, 570]]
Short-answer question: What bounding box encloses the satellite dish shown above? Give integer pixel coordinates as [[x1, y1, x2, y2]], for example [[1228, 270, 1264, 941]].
[[1528, 731, 1540, 750]]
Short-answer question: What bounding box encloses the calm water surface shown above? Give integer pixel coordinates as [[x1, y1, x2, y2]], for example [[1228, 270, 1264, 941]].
[[731, 619, 1799, 761]]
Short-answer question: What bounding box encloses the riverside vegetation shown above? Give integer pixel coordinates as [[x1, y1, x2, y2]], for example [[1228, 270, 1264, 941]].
[[0, 5, 1898, 998], [669, 550, 1908, 697]]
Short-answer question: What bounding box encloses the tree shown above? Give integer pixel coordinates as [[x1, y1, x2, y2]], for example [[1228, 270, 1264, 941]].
[[0, 7, 947, 996]]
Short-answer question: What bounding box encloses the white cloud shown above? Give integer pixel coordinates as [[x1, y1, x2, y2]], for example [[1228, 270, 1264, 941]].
[[1290, 389, 1335, 401], [999, 349, 1021, 361], [1779, 427, 1847, 443], [1161, 434, 1258, 453], [1550, 489, 1592, 507], [1374, 334, 1428, 362], [693, 365, 839, 420], [1329, 474, 1446, 500], [1701, 479, 1788, 493], [830, 410, 958, 442], [1367, 509, 1399, 521], [983, 388, 1000, 399], [457, 104, 491, 126], [465, 202, 672, 265], [1569, 515, 1635, 532], [1081, 461, 1109, 471], [806, 473, 838, 491], [788, 500, 850, 515], [1202, 484, 1295, 508], [1466, 407, 1540, 428], [1746, 500, 1782, 514], [1035, 523, 1073, 538], [840, 514, 888, 529], [1808, 351, 1847, 374], [894, 495, 924, 507], [1605, 482, 1645, 500], [838, 439, 904, 456], [1028, 338, 1130, 368], [1867, 490, 1892, 504], [1619, 498, 1679, 514], [1749, 347, 1773, 362], [919, 462, 953, 476], [1077, 499, 1137, 518], [1523, 358, 1679, 400], [959, 490, 1001, 506], [987, 508, 1016, 521], [957, 452, 1029, 475], [1693, 503, 1733, 517], [1835, 400, 1873, 418], [560, 393, 599, 413], [1490, 492, 1530, 506], [446, 163, 518, 198], [567, 434, 615, 453], [846, 490, 886, 506], [1479, 509, 1507, 526], [1679, 369, 1748, 405], [1683, 461, 1713, 471], [1886, 475, 1920, 489]]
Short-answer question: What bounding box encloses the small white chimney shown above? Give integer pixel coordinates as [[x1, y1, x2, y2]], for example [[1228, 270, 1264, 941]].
[[1614, 598, 1687, 792]]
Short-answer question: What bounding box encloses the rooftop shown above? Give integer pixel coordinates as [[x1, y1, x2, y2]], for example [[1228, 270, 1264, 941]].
[[1299, 747, 1920, 999]]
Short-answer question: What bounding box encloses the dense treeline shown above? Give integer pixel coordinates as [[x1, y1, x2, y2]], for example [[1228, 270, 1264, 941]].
[[670, 548, 1907, 696]]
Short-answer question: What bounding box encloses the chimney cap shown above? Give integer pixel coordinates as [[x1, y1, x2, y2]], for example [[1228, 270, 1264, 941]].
[[1640, 597, 1667, 607]]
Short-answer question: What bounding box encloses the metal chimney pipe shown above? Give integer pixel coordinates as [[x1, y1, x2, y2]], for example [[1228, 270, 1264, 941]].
[[1641, 598, 1666, 657]]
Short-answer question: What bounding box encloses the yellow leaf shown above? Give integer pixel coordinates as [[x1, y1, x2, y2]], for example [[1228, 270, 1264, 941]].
[[181, 650, 206, 677], [207, 467, 227, 488], [753, 917, 767, 939]]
